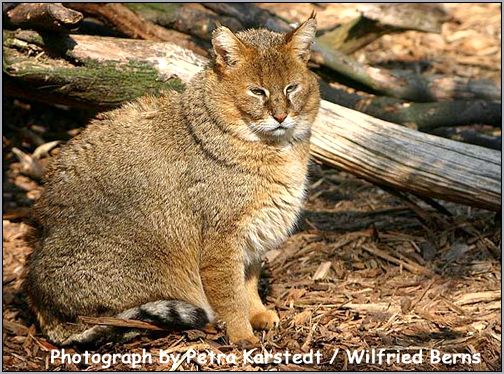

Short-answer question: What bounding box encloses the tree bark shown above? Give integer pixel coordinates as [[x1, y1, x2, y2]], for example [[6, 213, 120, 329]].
[[3, 32, 501, 210]]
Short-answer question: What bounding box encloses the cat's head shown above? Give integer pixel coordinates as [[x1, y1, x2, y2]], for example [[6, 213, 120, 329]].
[[209, 15, 320, 144]]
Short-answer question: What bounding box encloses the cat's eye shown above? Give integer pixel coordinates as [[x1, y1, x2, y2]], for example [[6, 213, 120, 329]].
[[285, 84, 298, 94], [250, 87, 267, 97]]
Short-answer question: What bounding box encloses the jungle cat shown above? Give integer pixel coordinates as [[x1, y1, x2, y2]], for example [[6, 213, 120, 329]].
[[26, 15, 320, 347]]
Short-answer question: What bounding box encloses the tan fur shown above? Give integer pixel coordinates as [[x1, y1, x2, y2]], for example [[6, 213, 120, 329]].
[[26, 16, 320, 347]]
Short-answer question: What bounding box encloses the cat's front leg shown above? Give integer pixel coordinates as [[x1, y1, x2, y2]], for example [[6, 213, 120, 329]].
[[246, 261, 280, 330], [200, 240, 259, 347]]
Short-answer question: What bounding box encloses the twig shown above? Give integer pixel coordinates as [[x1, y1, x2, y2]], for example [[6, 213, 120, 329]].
[[377, 185, 432, 224], [454, 290, 500, 306], [78, 315, 166, 331], [341, 302, 401, 314], [410, 192, 453, 217], [361, 244, 433, 275]]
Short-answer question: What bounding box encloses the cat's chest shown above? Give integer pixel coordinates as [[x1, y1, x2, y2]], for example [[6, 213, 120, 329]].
[[241, 168, 308, 267]]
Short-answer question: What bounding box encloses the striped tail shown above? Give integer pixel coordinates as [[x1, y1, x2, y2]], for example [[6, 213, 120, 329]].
[[61, 300, 211, 347]]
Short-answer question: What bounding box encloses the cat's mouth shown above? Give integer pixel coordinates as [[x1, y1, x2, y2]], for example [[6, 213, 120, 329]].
[[252, 118, 295, 138]]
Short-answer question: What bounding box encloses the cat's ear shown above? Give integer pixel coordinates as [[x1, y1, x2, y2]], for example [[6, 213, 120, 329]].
[[284, 13, 317, 63], [212, 26, 248, 68]]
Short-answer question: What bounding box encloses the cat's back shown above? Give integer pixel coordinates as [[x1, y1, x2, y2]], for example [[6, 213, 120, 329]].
[[58, 91, 186, 166], [34, 91, 194, 225]]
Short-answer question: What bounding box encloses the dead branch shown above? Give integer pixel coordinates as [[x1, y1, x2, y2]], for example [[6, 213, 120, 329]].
[[79, 316, 165, 331], [311, 101, 501, 211], [361, 244, 434, 275], [4, 3, 83, 31], [430, 127, 502, 151], [3, 30, 205, 108], [312, 45, 500, 102], [319, 81, 501, 134]]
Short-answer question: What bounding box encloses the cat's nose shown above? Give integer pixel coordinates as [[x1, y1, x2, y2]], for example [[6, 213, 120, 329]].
[[273, 113, 287, 123]]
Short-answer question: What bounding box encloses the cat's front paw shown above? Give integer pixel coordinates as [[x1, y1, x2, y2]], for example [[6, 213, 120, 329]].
[[250, 310, 280, 330]]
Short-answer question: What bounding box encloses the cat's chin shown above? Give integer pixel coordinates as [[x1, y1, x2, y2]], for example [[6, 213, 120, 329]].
[[269, 128, 288, 137], [256, 126, 295, 142], [248, 123, 292, 139], [262, 124, 312, 144], [235, 122, 305, 144]]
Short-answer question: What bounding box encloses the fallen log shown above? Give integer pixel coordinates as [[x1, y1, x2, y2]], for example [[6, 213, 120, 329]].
[[3, 32, 500, 211], [3, 30, 203, 107], [311, 102, 500, 211]]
